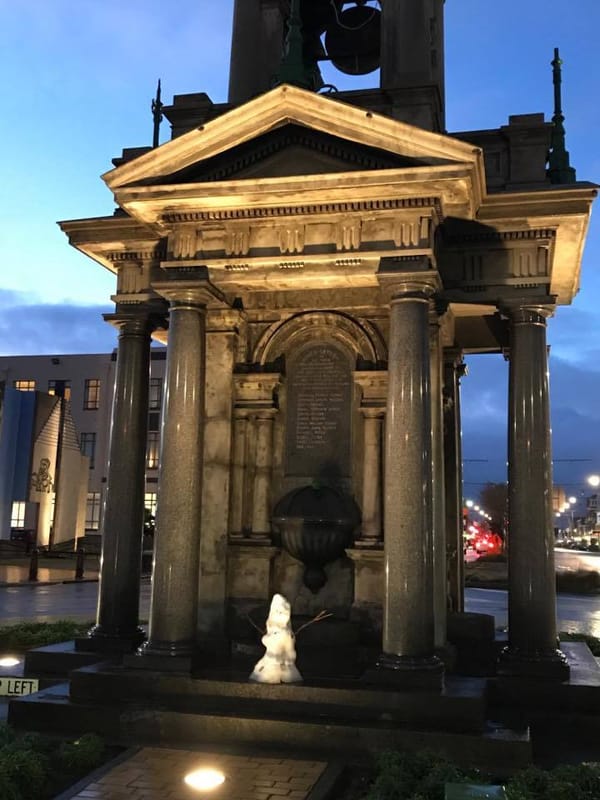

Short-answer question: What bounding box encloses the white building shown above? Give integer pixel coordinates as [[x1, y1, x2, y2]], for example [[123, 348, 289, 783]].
[[0, 349, 166, 545]]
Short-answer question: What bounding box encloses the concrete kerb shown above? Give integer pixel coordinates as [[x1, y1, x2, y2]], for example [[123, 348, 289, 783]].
[[0, 578, 99, 589]]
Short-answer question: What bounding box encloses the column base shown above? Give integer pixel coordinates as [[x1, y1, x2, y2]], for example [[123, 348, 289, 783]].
[[363, 652, 445, 691], [353, 537, 383, 549], [248, 533, 272, 544], [497, 645, 570, 681], [75, 625, 146, 654], [127, 638, 195, 672]]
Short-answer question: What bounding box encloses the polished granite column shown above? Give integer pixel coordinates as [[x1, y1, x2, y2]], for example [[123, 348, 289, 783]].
[[372, 276, 443, 688], [499, 305, 569, 680], [430, 313, 446, 649], [138, 284, 218, 669], [443, 350, 466, 613], [85, 312, 156, 652]]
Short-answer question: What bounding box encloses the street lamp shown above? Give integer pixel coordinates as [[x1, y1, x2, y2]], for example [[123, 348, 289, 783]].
[[588, 475, 600, 488]]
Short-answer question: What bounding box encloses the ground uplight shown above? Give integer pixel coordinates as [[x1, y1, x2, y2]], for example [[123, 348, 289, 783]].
[[184, 768, 226, 792], [0, 657, 21, 668]]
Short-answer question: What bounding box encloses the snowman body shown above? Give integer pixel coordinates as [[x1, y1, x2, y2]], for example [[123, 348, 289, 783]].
[[249, 594, 303, 684]]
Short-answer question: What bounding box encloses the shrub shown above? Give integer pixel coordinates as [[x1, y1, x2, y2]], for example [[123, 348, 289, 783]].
[[59, 733, 105, 774], [365, 750, 478, 800], [505, 762, 600, 799], [0, 724, 106, 800], [556, 570, 600, 595], [0, 620, 92, 652], [0, 745, 48, 800]]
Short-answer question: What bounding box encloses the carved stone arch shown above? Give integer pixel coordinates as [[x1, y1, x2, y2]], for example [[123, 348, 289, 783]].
[[253, 311, 386, 366]]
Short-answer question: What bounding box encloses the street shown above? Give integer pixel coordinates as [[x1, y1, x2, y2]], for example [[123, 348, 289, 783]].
[[2, 581, 600, 637]]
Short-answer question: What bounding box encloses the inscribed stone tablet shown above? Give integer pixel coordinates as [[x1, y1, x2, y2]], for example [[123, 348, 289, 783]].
[[286, 344, 351, 478]]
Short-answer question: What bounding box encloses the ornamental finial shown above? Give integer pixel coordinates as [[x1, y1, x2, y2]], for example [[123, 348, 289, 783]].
[[273, 0, 322, 91], [547, 48, 576, 184]]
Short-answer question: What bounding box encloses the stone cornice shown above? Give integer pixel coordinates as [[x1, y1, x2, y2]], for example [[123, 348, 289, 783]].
[[113, 164, 478, 229], [58, 216, 165, 274], [162, 196, 443, 224]]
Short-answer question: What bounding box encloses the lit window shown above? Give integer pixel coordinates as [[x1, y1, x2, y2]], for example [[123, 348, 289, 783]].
[[48, 379, 71, 401], [149, 378, 162, 410], [146, 432, 160, 470], [11, 502, 25, 528], [13, 380, 35, 392], [86, 492, 101, 530], [144, 492, 157, 516], [80, 433, 96, 469], [83, 379, 100, 410]]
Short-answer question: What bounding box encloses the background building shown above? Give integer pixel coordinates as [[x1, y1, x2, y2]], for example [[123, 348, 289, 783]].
[[0, 349, 166, 545]]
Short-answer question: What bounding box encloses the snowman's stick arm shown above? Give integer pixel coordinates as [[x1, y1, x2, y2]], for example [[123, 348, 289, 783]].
[[294, 610, 333, 636]]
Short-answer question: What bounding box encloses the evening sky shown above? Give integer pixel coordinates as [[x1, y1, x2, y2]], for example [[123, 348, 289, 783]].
[[1, 0, 599, 498]]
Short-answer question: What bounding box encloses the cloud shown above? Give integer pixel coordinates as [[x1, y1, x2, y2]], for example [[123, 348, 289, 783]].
[[460, 350, 600, 491], [0, 291, 118, 356], [550, 307, 600, 367]]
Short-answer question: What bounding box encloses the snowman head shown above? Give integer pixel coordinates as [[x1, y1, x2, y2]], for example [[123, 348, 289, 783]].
[[268, 593, 292, 629]]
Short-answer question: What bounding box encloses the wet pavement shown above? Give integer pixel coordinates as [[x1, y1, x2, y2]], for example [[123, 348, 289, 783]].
[[0, 577, 151, 624], [1, 580, 600, 636], [0, 557, 100, 587]]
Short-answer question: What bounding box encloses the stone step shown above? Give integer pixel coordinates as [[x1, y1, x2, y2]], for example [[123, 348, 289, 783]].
[[68, 662, 489, 733], [489, 642, 600, 716], [23, 641, 115, 680], [8, 683, 531, 776]]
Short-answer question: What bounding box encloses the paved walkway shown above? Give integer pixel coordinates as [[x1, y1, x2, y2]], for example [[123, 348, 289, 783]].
[[0, 557, 100, 587], [65, 747, 328, 800]]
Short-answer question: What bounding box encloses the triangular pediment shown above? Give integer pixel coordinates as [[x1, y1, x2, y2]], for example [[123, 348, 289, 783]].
[[147, 124, 430, 184], [104, 84, 484, 192]]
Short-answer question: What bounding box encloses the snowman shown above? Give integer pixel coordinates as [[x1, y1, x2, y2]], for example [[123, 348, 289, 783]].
[[249, 594, 303, 684]]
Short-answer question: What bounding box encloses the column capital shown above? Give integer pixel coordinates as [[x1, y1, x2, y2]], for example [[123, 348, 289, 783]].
[[499, 300, 556, 325], [378, 272, 441, 305], [103, 308, 165, 337], [354, 370, 388, 408], [443, 348, 468, 379], [153, 279, 226, 309], [361, 407, 385, 420], [234, 372, 283, 408]]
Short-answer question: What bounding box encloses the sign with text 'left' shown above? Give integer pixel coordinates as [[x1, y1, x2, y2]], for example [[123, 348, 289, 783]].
[[0, 677, 39, 696]]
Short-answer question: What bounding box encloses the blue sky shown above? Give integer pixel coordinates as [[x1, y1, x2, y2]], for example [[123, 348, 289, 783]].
[[1, 0, 599, 497]]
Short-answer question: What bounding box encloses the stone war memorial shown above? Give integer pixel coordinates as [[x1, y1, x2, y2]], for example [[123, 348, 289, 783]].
[[10, 0, 599, 769]]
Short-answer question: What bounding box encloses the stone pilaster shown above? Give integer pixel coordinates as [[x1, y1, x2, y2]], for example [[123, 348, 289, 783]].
[[251, 411, 276, 540], [229, 411, 249, 539], [138, 282, 223, 668], [443, 350, 467, 614], [360, 410, 384, 544], [499, 304, 569, 680], [354, 372, 387, 547], [233, 374, 282, 543], [370, 273, 443, 688], [84, 311, 158, 652], [430, 313, 446, 649]]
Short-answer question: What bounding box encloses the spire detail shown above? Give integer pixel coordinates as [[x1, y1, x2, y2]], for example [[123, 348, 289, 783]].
[[151, 79, 164, 149], [547, 48, 576, 184], [273, 0, 322, 91]]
